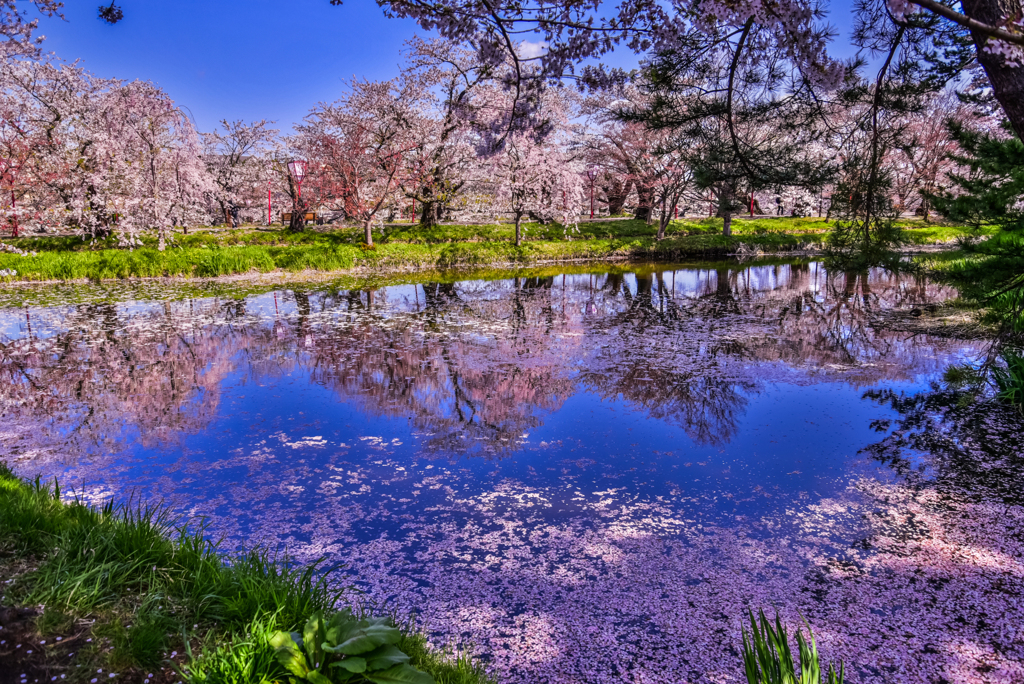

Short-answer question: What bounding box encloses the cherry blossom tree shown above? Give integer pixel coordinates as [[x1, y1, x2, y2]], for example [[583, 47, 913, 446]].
[[0, 0, 61, 58], [95, 82, 213, 248], [398, 38, 492, 226], [478, 84, 585, 245], [889, 89, 982, 219], [368, 0, 1024, 144], [584, 89, 699, 226], [1, 51, 213, 245], [296, 78, 423, 245], [202, 119, 279, 228]]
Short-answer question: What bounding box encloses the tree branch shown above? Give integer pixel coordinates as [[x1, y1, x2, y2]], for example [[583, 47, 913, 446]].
[[909, 0, 1024, 45]]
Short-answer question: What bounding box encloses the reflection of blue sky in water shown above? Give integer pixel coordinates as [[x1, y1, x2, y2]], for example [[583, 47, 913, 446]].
[[3, 263, 1020, 684]]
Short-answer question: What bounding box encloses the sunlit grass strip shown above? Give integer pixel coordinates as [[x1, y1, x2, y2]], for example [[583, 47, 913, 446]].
[[0, 464, 493, 684], [0, 234, 819, 282], [3, 216, 980, 282]]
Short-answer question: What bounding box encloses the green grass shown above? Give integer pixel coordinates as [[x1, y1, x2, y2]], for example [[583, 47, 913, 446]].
[[918, 228, 1024, 333], [900, 223, 998, 245], [0, 464, 492, 684], [742, 610, 844, 684], [0, 217, 979, 283]]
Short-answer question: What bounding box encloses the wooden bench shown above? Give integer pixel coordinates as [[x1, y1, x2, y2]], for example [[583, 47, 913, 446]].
[[281, 212, 318, 225]]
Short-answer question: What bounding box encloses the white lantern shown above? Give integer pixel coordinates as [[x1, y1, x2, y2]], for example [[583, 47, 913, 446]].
[[287, 160, 307, 182]]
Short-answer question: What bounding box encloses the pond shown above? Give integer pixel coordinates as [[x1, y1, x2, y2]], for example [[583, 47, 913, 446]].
[[1, 261, 1021, 684]]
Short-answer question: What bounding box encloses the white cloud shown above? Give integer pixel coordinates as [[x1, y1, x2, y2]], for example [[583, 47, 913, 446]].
[[517, 41, 548, 59]]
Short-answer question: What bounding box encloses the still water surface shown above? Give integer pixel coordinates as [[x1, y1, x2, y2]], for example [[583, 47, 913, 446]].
[[1, 262, 1019, 684]]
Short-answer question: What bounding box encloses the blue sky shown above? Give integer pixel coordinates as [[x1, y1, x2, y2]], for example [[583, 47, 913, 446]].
[[35, 0, 862, 134]]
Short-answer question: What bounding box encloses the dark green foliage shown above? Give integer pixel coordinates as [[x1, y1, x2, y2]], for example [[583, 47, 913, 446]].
[[742, 610, 844, 684], [992, 348, 1024, 409], [271, 610, 434, 684], [929, 121, 1024, 233], [635, 35, 832, 235], [928, 123, 1024, 332]]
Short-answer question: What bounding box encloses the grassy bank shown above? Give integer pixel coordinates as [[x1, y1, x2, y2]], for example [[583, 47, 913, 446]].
[[0, 217, 977, 283], [0, 465, 492, 684], [919, 229, 1024, 335]]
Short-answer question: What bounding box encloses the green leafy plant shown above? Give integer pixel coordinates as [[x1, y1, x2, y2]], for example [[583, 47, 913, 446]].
[[741, 610, 844, 684], [992, 348, 1024, 409], [271, 610, 434, 684]]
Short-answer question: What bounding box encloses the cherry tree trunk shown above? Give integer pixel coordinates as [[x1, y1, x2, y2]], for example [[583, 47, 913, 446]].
[[419, 200, 440, 227], [515, 214, 523, 247], [364, 220, 374, 246], [289, 196, 308, 232], [717, 187, 735, 236], [966, 0, 1024, 140], [602, 177, 632, 216], [657, 196, 669, 240], [634, 183, 654, 223]]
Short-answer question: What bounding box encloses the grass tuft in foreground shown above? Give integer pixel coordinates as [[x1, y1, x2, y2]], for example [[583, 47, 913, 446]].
[[742, 609, 844, 684], [0, 464, 492, 684]]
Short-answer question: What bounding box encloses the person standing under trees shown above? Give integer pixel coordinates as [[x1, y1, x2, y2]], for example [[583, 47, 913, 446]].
[[776, 196, 783, 216]]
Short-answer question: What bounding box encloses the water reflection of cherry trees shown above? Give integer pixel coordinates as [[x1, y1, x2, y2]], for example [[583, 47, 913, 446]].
[[0, 263, 969, 461], [3, 264, 1013, 684], [0, 301, 250, 460]]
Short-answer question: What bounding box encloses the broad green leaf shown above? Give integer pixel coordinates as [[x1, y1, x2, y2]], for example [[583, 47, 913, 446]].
[[306, 670, 333, 684], [363, 663, 435, 684], [362, 622, 402, 646], [330, 656, 367, 673], [364, 645, 411, 671], [270, 631, 300, 651], [326, 613, 362, 647], [270, 631, 311, 678], [327, 622, 400, 654], [325, 630, 378, 655], [304, 611, 327, 669], [326, 610, 356, 640]]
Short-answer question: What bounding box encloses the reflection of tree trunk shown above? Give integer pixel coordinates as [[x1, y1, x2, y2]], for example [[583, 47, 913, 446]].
[[222, 298, 246, 320], [636, 273, 653, 299], [293, 291, 311, 336], [522, 276, 554, 290], [716, 269, 733, 297], [422, 282, 459, 311], [604, 273, 624, 294], [346, 290, 364, 311]]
